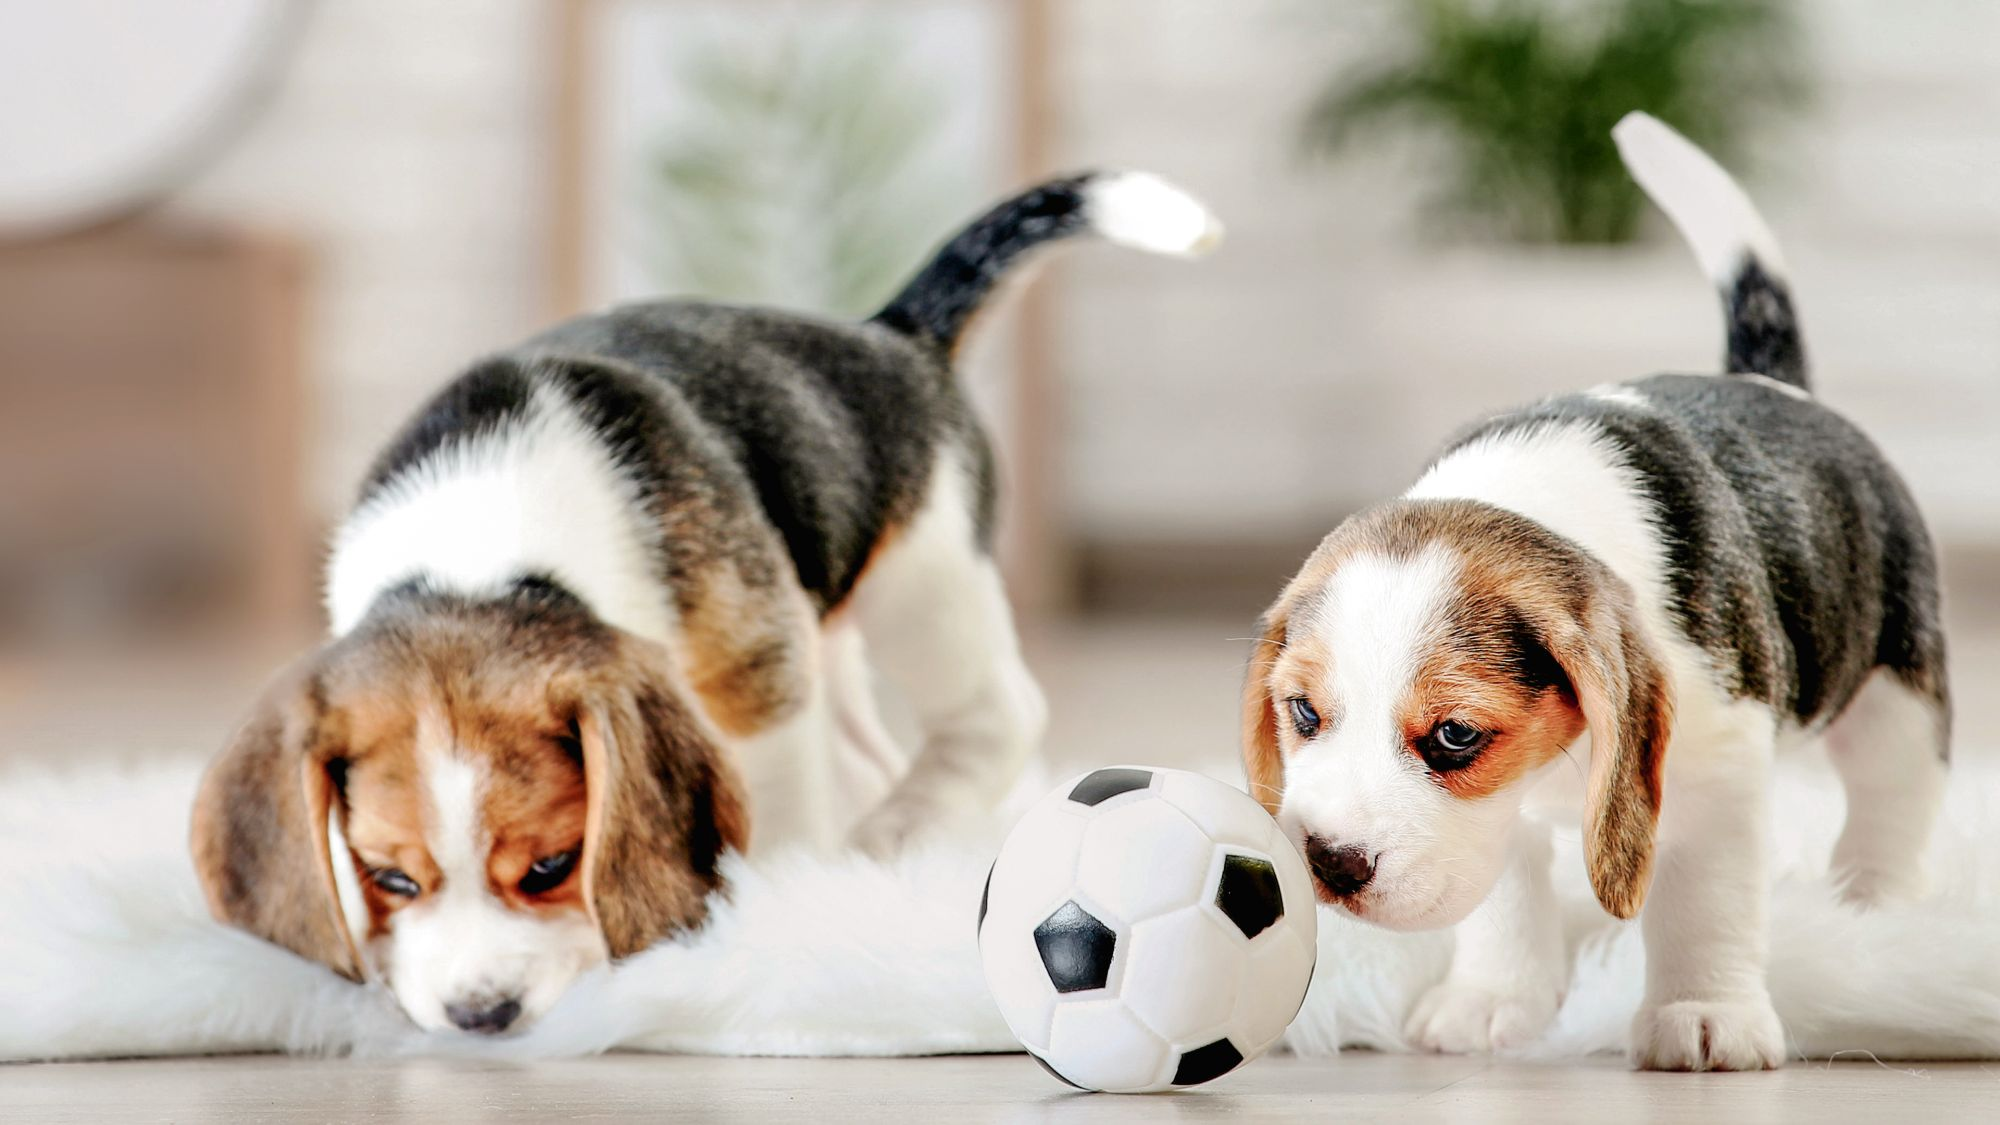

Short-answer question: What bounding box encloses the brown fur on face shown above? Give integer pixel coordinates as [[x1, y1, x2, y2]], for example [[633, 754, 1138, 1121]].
[[1241, 544, 1351, 817], [1241, 499, 1673, 920], [334, 698, 592, 937], [191, 588, 750, 978], [1397, 566, 1589, 802], [480, 737, 591, 915]]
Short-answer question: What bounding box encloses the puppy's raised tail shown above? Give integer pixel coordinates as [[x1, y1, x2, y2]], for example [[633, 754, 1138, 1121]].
[[873, 171, 1222, 353], [1614, 111, 1809, 391]]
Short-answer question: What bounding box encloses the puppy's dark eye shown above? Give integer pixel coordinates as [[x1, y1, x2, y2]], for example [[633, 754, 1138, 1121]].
[[555, 726, 584, 766], [519, 849, 579, 896], [1286, 697, 1321, 739], [371, 867, 420, 897], [1419, 719, 1487, 772]]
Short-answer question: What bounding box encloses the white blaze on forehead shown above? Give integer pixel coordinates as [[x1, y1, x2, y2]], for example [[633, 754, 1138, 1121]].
[[422, 745, 490, 888], [380, 723, 609, 1032], [1281, 545, 1521, 929], [1408, 422, 1668, 621], [1301, 546, 1461, 712]]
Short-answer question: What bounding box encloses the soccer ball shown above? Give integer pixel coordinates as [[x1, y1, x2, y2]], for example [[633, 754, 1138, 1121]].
[[977, 766, 1318, 1093]]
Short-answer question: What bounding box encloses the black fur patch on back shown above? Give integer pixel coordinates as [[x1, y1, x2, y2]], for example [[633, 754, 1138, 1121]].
[[516, 302, 992, 613], [1724, 258, 1808, 390], [357, 359, 535, 502], [1443, 375, 1946, 729]]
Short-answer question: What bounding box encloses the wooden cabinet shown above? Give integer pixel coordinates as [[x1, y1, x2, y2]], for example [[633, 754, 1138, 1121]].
[[0, 220, 312, 649]]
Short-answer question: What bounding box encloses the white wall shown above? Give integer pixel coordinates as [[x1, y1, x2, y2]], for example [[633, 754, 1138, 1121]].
[[169, 0, 552, 516], [164, 0, 1027, 531], [160, 0, 1998, 554], [1048, 0, 2000, 547]]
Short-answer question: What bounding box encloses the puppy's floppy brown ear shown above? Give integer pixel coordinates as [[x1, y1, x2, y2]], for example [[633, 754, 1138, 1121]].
[[1545, 575, 1674, 920], [573, 651, 750, 959], [1241, 605, 1290, 816], [190, 660, 362, 979]]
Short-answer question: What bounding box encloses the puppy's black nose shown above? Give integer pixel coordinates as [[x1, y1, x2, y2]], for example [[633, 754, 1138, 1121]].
[[1305, 835, 1375, 897], [446, 997, 523, 1034]]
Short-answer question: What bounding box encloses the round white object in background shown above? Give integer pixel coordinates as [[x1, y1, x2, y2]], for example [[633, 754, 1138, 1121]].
[[0, 0, 306, 237], [978, 765, 1318, 1093]]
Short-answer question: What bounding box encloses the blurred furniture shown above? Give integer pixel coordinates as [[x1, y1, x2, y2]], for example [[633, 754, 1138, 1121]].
[[0, 220, 312, 650]]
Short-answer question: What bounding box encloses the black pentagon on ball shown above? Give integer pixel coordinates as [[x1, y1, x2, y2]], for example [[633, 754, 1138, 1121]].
[[1172, 1037, 1246, 1086], [1214, 853, 1284, 939], [1029, 1051, 1086, 1090], [1034, 900, 1116, 993], [1067, 767, 1153, 807]]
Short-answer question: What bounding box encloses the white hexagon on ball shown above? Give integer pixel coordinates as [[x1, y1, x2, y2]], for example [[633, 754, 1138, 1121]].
[[978, 766, 1318, 1094], [983, 797, 1092, 932], [1157, 769, 1278, 850], [1073, 798, 1214, 923], [1123, 902, 1245, 1043], [1045, 1000, 1170, 1092]]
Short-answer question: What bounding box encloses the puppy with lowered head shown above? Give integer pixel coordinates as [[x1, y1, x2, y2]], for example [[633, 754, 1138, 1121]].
[[193, 172, 1221, 1035], [1242, 115, 1947, 1070]]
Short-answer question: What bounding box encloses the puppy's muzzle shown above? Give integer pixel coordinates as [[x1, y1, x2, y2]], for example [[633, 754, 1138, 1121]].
[[1305, 834, 1376, 898]]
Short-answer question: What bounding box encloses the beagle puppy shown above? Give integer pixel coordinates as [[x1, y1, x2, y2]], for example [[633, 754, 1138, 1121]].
[[192, 172, 1222, 1035], [1241, 114, 1948, 1071]]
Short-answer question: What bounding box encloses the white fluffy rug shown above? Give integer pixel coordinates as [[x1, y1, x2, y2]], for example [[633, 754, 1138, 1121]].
[[6, 753, 2000, 1064]]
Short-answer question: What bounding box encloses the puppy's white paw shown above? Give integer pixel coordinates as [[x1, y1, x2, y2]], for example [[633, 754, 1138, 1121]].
[[1632, 995, 1785, 1071], [1406, 979, 1561, 1054], [1835, 865, 1927, 909]]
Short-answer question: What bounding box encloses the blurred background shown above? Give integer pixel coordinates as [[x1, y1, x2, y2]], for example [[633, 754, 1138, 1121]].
[[3, 0, 1995, 772]]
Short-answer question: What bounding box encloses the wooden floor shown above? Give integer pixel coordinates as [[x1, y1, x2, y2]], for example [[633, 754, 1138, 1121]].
[[6, 1052, 1995, 1123]]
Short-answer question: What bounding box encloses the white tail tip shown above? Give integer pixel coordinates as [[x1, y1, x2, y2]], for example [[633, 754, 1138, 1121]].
[[1084, 172, 1224, 258], [1613, 111, 1784, 283]]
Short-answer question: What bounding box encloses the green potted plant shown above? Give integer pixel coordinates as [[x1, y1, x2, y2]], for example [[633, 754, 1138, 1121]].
[[1300, 0, 1812, 245]]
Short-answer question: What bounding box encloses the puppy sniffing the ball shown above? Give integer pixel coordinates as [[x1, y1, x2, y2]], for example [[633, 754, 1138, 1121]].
[[1241, 114, 1946, 1070], [192, 172, 1221, 1035]]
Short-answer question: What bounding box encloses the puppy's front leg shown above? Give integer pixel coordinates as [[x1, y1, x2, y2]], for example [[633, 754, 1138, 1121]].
[[1632, 699, 1785, 1071], [1407, 817, 1566, 1053]]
